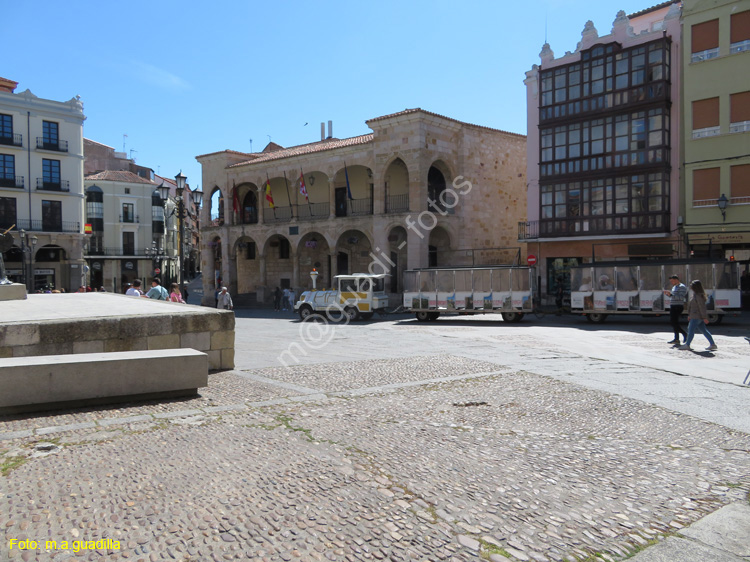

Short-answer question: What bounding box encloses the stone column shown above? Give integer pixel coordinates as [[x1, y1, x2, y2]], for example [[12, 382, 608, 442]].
[[292, 251, 300, 289], [257, 185, 265, 226]]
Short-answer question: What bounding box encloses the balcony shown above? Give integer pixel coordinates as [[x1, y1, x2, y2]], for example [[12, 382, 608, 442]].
[[14, 218, 80, 233], [264, 206, 293, 224], [0, 133, 22, 147], [386, 193, 409, 213], [0, 174, 24, 189], [119, 214, 140, 223], [295, 202, 329, 220], [88, 247, 155, 257], [36, 178, 70, 192], [520, 215, 669, 240], [518, 221, 539, 241], [36, 137, 69, 152]]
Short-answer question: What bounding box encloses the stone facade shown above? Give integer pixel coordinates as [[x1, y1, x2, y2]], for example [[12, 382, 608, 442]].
[[196, 109, 526, 305]]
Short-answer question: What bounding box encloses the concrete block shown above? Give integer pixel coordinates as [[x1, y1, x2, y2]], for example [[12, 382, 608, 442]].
[[104, 337, 149, 353], [0, 283, 27, 301], [221, 348, 235, 370], [211, 330, 235, 350], [73, 340, 105, 354], [14, 342, 74, 357], [173, 313, 221, 334], [181, 331, 210, 351], [206, 349, 221, 370], [0, 348, 208, 413], [148, 334, 181, 350], [0, 323, 40, 347], [218, 311, 235, 331], [0, 347, 11, 358]]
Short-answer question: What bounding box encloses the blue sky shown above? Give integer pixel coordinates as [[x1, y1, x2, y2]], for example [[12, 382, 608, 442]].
[[6, 0, 661, 190]]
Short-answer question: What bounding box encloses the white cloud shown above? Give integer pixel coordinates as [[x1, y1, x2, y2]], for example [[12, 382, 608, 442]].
[[132, 61, 191, 91]]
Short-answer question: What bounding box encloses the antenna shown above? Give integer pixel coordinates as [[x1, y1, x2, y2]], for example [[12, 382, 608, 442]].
[[123, 134, 128, 153], [545, 10, 548, 43], [267, 134, 272, 144], [129, 149, 137, 160]]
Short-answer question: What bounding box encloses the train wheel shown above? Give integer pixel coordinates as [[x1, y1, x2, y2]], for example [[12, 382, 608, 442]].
[[298, 305, 314, 321], [501, 312, 524, 323], [707, 312, 722, 325], [586, 313, 608, 323], [416, 311, 430, 322]]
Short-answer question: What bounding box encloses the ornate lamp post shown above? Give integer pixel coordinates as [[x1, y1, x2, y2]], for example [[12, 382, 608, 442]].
[[159, 173, 202, 298], [145, 242, 165, 279], [717, 193, 729, 222], [19, 229, 38, 292]]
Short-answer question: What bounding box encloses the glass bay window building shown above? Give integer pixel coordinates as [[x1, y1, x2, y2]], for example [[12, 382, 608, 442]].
[[523, 2, 683, 301]]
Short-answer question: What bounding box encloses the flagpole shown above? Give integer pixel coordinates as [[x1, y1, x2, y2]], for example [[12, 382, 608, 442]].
[[283, 171, 293, 219], [344, 161, 352, 215], [267, 173, 276, 219], [301, 168, 312, 216]]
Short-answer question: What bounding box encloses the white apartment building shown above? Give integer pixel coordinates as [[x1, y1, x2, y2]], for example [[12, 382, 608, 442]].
[[0, 77, 87, 291]]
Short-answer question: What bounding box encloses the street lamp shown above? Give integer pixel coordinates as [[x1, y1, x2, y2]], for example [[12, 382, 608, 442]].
[[144, 242, 165, 280], [159, 173, 202, 298], [19, 229, 38, 292], [717, 193, 729, 221]]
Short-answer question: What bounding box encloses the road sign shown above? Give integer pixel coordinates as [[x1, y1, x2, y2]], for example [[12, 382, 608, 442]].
[[527, 255, 537, 266], [154, 268, 161, 274]]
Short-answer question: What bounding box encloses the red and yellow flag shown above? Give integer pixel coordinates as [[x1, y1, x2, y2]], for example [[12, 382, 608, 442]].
[[265, 178, 275, 208]]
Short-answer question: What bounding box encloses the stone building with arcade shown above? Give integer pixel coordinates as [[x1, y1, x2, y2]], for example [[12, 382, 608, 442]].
[[196, 109, 526, 306]]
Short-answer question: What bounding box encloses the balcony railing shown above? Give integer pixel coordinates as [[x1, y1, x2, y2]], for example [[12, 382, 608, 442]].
[[0, 175, 24, 188], [518, 221, 539, 241], [88, 247, 157, 257], [13, 219, 80, 233], [36, 138, 69, 152], [520, 216, 669, 239], [36, 178, 70, 192], [119, 214, 140, 223], [349, 197, 373, 216], [295, 202, 329, 220], [0, 133, 22, 147], [386, 193, 409, 213], [264, 206, 293, 223]]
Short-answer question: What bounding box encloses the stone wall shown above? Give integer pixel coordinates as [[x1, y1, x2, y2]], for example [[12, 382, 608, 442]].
[[0, 309, 235, 371]]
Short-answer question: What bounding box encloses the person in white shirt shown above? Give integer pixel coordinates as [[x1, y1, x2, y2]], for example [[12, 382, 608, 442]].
[[126, 279, 143, 297], [216, 287, 233, 310]]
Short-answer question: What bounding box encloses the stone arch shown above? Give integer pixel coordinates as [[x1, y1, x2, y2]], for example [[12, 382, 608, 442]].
[[427, 162, 453, 214], [334, 229, 372, 276], [233, 235, 260, 294], [238, 183, 258, 224], [332, 164, 373, 217], [297, 171, 330, 219], [209, 186, 224, 226], [428, 226, 451, 268], [263, 233, 294, 291], [296, 231, 331, 289], [383, 157, 409, 213], [385, 225, 408, 293], [209, 235, 223, 288]]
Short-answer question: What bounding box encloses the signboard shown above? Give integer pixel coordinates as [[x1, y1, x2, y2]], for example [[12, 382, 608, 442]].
[[527, 255, 537, 266], [687, 232, 750, 244]]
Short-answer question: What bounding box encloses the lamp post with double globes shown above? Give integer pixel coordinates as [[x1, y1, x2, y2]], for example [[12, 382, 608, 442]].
[[159, 173, 202, 299]]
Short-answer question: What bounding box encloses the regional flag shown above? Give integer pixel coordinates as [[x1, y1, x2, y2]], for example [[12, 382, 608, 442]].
[[265, 178, 275, 208], [299, 171, 309, 201], [344, 164, 353, 200], [232, 181, 239, 213]]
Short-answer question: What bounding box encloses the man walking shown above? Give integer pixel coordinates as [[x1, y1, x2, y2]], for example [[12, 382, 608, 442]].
[[664, 274, 687, 345], [216, 286, 233, 310]]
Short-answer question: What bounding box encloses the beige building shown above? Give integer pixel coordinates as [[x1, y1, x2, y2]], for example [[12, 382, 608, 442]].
[[0, 77, 87, 291], [681, 0, 750, 261], [196, 109, 526, 306]]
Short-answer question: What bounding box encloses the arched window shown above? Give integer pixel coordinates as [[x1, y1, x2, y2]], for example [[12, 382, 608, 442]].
[[242, 191, 258, 224]]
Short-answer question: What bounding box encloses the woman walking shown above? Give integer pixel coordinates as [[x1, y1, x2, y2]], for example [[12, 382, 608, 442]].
[[678, 280, 718, 351], [169, 283, 185, 303]]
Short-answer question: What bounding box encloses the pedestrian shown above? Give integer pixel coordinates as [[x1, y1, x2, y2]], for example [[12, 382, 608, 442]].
[[282, 288, 291, 311], [273, 286, 281, 312], [126, 279, 143, 297], [169, 282, 185, 303], [144, 277, 168, 300], [678, 280, 717, 351], [555, 276, 564, 315], [664, 274, 688, 345], [216, 286, 233, 310]]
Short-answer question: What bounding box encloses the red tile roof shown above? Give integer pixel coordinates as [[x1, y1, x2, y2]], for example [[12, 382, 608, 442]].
[[85, 170, 156, 185], [367, 108, 525, 137], [628, 0, 680, 19], [228, 135, 374, 168]]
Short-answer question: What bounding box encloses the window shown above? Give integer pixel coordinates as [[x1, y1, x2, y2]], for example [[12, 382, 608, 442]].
[[731, 164, 750, 200], [0, 196, 16, 229], [0, 154, 15, 187], [279, 238, 290, 259], [0, 114, 13, 145], [86, 186, 104, 233], [731, 10, 750, 53], [691, 19, 720, 62], [122, 232, 135, 255], [245, 241, 256, 260], [41, 200, 62, 232], [42, 121, 59, 150], [42, 159, 61, 188], [692, 97, 720, 138], [693, 168, 720, 203], [122, 202, 135, 223], [730, 91, 750, 133]]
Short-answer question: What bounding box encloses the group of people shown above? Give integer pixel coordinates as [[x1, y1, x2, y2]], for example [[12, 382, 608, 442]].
[[273, 287, 295, 312], [122, 278, 186, 303], [665, 274, 717, 351]]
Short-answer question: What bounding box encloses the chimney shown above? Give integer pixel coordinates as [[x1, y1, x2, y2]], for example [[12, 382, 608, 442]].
[[327, 120, 333, 139], [321, 122, 325, 141]]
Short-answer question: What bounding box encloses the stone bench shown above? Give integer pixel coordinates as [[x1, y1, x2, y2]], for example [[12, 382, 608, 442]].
[[0, 348, 208, 415]]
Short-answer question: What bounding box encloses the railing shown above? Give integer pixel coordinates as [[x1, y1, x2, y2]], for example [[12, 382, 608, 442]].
[[36, 138, 69, 152], [349, 197, 373, 216], [730, 121, 750, 134], [295, 201, 329, 220], [119, 214, 140, 223], [518, 221, 539, 241], [386, 193, 409, 213], [0, 175, 24, 188], [13, 219, 80, 233], [691, 48, 719, 63], [536, 215, 669, 237], [692, 126, 721, 139], [264, 206, 293, 223], [730, 40, 750, 54], [0, 133, 22, 147], [90, 247, 157, 257], [36, 178, 70, 192]]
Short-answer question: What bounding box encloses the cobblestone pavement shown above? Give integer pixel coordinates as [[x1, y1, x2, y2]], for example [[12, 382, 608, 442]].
[[2, 354, 750, 562]]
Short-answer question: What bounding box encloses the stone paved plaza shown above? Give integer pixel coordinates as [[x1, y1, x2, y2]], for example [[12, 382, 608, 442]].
[[2, 312, 750, 562]]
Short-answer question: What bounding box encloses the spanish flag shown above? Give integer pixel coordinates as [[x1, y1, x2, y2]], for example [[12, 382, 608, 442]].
[[265, 177, 275, 208]]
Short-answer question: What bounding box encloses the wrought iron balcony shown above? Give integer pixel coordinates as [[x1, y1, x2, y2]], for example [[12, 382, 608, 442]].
[[0, 133, 22, 147], [295, 202, 329, 220], [36, 178, 70, 192], [264, 206, 293, 223], [386, 193, 409, 213], [36, 137, 69, 152], [119, 214, 140, 223], [14, 219, 80, 233], [518, 221, 539, 241], [0, 174, 24, 188]]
